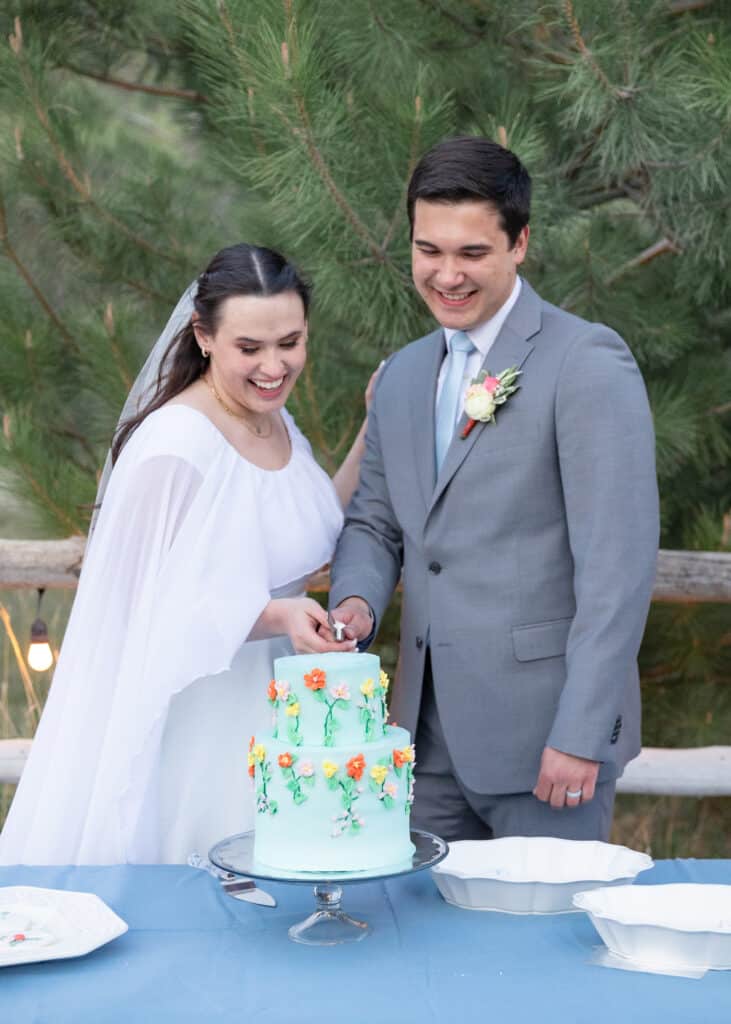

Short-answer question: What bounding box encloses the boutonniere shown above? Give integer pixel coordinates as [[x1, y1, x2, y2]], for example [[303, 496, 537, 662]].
[[461, 367, 522, 439]]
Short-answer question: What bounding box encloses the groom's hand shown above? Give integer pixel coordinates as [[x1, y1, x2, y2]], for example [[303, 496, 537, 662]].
[[533, 746, 600, 809], [329, 596, 374, 643]]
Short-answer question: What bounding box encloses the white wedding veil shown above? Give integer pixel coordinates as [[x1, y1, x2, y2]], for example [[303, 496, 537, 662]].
[[91, 281, 198, 533]]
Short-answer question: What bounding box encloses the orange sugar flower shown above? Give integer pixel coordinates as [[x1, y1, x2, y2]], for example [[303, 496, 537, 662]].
[[249, 735, 255, 751], [278, 752, 293, 769], [346, 753, 366, 781], [304, 668, 327, 690], [267, 680, 277, 701], [248, 762, 255, 778]]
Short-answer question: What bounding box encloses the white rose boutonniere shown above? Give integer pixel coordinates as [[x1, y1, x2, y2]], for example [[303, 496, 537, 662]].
[[461, 367, 522, 439]]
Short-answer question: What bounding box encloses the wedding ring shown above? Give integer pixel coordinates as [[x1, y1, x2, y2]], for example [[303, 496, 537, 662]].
[[566, 788, 583, 799]]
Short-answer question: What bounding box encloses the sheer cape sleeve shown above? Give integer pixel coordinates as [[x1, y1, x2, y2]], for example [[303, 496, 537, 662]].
[[0, 407, 302, 864]]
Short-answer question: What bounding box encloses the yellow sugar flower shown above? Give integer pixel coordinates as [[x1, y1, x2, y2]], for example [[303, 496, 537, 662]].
[[253, 744, 267, 763], [360, 678, 375, 698], [285, 702, 300, 717], [400, 745, 414, 763], [379, 670, 390, 692], [370, 764, 389, 785], [322, 760, 339, 779], [247, 752, 256, 768]]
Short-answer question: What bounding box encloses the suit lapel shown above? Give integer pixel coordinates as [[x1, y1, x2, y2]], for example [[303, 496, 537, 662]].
[[428, 279, 543, 516], [410, 328, 445, 507]]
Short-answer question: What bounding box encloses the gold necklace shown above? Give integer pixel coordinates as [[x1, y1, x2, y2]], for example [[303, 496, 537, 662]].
[[203, 374, 273, 438]]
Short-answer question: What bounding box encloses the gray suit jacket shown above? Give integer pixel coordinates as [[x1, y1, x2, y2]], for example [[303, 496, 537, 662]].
[[330, 279, 659, 794]]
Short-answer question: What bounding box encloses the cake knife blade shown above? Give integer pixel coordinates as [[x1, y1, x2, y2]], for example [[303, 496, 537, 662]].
[[221, 877, 277, 908]]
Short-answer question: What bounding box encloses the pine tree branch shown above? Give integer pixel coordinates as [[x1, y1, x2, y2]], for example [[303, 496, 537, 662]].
[[59, 62, 208, 103], [0, 191, 78, 355], [415, 0, 488, 39], [668, 0, 715, 13], [292, 99, 385, 262], [604, 237, 682, 286], [12, 50, 186, 267], [381, 96, 423, 253], [562, 0, 636, 101], [6, 454, 82, 536]]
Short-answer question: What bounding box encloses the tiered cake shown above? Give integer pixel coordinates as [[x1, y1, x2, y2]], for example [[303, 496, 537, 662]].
[[249, 652, 416, 872]]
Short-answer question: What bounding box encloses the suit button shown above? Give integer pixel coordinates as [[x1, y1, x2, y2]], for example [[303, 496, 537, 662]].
[[428, 561, 442, 575], [415, 636, 424, 650]]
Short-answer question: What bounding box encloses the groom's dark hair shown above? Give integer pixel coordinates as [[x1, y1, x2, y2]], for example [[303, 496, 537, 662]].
[[407, 136, 531, 247]]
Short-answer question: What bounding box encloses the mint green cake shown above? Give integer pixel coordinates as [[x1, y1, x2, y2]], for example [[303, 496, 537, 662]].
[[250, 652, 416, 872]]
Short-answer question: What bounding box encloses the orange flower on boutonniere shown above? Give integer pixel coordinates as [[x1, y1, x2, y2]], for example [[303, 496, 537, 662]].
[[461, 367, 522, 439], [304, 668, 327, 690], [346, 753, 366, 780]]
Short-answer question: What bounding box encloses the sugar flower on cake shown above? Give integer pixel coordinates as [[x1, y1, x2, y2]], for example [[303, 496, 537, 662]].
[[253, 748, 277, 816], [274, 680, 290, 701], [326, 760, 366, 836], [277, 751, 314, 805], [299, 761, 314, 777], [283, 693, 303, 746], [304, 668, 327, 690], [370, 755, 397, 809], [392, 745, 414, 769], [309, 681, 351, 747], [358, 676, 385, 742], [360, 677, 375, 699], [267, 680, 277, 703], [322, 760, 339, 779], [379, 670, 390, 692], [346, 753, 366, 781]]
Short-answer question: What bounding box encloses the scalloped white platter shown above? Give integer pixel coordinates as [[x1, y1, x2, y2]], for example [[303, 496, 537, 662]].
[[0, 886, 128, 967], [431, 837, 653, 914], [573, 883, 731, 972]]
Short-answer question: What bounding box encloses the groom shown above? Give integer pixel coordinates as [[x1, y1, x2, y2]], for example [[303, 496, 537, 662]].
[[328, 136, 659, 842]]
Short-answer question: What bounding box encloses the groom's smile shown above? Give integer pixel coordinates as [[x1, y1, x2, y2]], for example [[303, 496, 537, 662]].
[[411, 198, 529, 330]]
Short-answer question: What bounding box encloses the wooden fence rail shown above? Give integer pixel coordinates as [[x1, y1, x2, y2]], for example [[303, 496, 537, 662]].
[[0, 538, 730, 599], [1, 540, 730, 791]]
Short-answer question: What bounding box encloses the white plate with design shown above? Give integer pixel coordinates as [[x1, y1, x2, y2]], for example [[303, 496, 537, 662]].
[[0, 886, 128, 967]]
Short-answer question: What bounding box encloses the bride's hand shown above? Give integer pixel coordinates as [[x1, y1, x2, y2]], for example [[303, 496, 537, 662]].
[[277, 597, 357, 654], [364, 360, 385, 412]]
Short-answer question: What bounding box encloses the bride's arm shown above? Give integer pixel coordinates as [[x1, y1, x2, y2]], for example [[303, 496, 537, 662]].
[[331, 363, 381, 509], [248, 597, 355, 654]]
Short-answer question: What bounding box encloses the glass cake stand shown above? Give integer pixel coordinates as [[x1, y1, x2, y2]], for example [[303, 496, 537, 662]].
[[209, 828, 448, 946]]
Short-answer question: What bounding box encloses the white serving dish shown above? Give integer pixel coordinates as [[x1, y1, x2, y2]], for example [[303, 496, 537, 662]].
[[573, 883, 731, 971], [0, 886, 128, 967], [431, 837, 653, 914]]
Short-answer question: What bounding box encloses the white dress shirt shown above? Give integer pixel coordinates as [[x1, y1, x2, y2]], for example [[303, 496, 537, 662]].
[[436, 276, 522, 422]]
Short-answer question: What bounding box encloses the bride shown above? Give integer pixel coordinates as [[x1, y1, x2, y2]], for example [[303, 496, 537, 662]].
[[0, 243, 372, 865]]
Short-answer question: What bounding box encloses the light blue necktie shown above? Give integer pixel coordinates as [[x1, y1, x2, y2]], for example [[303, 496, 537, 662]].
[[435, 330, 475, 472]]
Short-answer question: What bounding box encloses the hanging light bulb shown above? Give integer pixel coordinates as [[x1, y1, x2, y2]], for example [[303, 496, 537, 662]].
[[27, 588, 54, 672]]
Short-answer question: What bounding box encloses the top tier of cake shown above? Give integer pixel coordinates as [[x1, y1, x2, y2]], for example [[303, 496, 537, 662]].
[[269, 652, 388, 747]]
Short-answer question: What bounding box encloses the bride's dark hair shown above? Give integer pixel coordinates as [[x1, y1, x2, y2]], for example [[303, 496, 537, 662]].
[[111, 242, 311, 463]]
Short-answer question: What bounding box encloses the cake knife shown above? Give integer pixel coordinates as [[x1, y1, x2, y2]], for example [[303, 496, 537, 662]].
[[220, 876, 277, 908]]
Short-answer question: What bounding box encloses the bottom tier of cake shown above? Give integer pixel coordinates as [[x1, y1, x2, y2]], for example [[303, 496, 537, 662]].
[[250, 725, 416, 872]]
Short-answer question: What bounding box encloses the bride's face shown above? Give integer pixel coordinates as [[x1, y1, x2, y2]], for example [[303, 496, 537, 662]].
[[201, 291, 307, 414]]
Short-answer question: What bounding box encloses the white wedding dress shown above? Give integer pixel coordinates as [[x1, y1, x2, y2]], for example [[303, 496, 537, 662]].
[[0, 404, 343, 865]]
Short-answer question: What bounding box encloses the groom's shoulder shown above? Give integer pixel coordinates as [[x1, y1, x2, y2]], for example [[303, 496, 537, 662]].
[[530, 285, 632, 362]]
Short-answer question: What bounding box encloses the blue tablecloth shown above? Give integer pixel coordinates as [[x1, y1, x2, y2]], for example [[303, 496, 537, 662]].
[[1, 860, 730, 1023]]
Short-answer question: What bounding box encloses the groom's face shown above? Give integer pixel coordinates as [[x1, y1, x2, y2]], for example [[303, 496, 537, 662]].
[[411, 199, 529, 330]]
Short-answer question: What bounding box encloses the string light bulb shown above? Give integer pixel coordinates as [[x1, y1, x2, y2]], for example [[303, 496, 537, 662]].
[[27, 588, 53, 672]]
